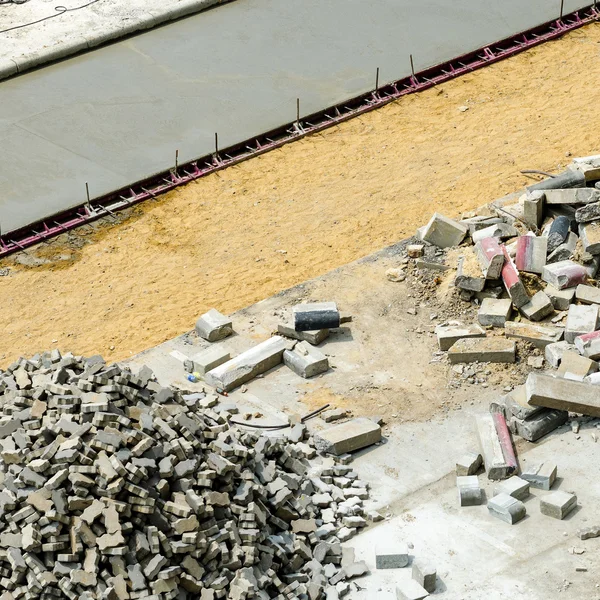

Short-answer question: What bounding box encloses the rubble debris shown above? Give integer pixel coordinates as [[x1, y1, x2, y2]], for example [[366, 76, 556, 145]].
[[556, 351, 597, 380], [321, 409, 350, 423], [283, 341, 329, 378], [545, 285, 575, 311], [277, 322, 330, 345], [504, 321, 564, 349], [547, 216, 571, 254], [487, 493, 526, 524], [478, 298, 512, 327], [191, 346, 231, 377], [407, 244, 424, 258], [472, 223, 518, 243], [547, 231, 578, 264], [375, 543, 409, 569], [195, 308, 233, 342], [565, 304, 599, 343], [0, 351, 373, 600], [577, 525, 600, 540], [455, 452, 482, 476], [447, 338, 516, 364], [543, 187, 597, 203], [435, 323, 486, 351], [516, 235, 547, 274], [575, 329, 600, 359], [526, 371, 600, 417], [205, 335, 294, 391], [508, 408, 568, 442], [313, 418, 381, 455], [520, 291, 554, 322], [575, 284, 600, 305], [501, 247, 530, 308], [421, 213, 467, 248], [476, 414, 517, 481], [540, 491, 577, 520], [455, 249, 485, 292], [387, 268, 407, 282], [542, 260, 588, 290], [412, 559, 436, 594], [545, 340, 574, 367], [457, 475, 482, 506], [521, 462, 557, 490], [579, 221, 600, 255], [293, 302, 340, 332], [396, 579, 430, 600], [494, 476, 530, 501], [522, 190, 545, 229]]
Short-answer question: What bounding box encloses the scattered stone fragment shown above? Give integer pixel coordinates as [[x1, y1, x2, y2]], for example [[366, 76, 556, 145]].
[[575, 329, 600, 359], [494, 476, 530, 500], [455, 248, 485, 292], [505, 321, 564, 349], [520, 291, 554, 322], [421, 213, 467, 248], [314, 418, 381, 455], [321, 408, 349, 423], [557, 351, 598, 380], [540, 491, 577, 520], [579, 220, 600, 255], [447, 338, 515, 364], [578, 525, 600, 540], [195, 308, 233, 342], [478, 298, 512, 327], [283, 341, 329, 378], [435, 323, 486, 351], [455, 452, 482, 476], [565, 304, 599, 343], [487, 493, 526, 524], [375, 543, 409, 569], [412, 559, 436, 594], [521, 462, 557, 490], [545, 340, 574, 367], [545, 285, 576, 311], [407, 244, 424, 258], [387, 268, 406, 282]]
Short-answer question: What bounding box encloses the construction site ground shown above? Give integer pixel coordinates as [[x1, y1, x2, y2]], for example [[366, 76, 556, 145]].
[[126, 243, 600, 599]]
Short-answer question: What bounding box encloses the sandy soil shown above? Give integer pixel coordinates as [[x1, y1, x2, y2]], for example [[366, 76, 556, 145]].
[[2, 24, 600, 367]]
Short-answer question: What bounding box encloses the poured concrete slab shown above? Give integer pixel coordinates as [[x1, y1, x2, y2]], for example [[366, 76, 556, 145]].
[[0, 0, 592, 232]]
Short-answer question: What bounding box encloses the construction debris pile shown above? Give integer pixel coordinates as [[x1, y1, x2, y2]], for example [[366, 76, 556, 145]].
[[0, 350, 376, 600], [402, 154, 600, 443]]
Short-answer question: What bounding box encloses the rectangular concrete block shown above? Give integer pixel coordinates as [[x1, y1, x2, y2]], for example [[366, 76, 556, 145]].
[[313, 418, 381, 455], [502, 384, 543, 420], [509, 408, 568, 442], [457, 475, 483, 506], [565, 304, 599, 343], [478, 298, 512, 327], [575, 329, 600, 359], [293, 302, 340, 332], [515, 235, 547, 274], [544, 188, 600, 204], [191, 347, 231, 377], [575, 201, 600, 223], [487, 493, 526, 524], [396, 579, 429, 600], [556, 351, 598, 380], [505, 321, 564, 348], [375, 543, 409, 569], [501, 246, 529, 308], [277, 322, 329, 345], [545, 340, 574, 367], [575, 284, 600, 305], [455, 452, 482, 476], [421, 213, 467, 248], [454, 248, 485, 292], [526, 371, 600, 417], [540, 491, 577, 520], [195, 309, 233, 342], [447, 338, 515, 364], [205, 336, 294, 391], [283, 341, 329, 378], [412, 560, 436, 594], [521, 462, 557, 490], [542, 260, 588, 290], [545, 285, 575, 311], [474, 237, 505, 280], [472, 223, 518, 243], [494, 476, 530, 500], [579, 221, 600, 255], [522, 191, 545, 229], [519, 291, 554, 322], [435, 323, 486, 351], [476, 414, 515, 481]]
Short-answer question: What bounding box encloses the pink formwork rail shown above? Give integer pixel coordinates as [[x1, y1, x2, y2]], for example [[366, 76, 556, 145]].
[[1, 4, 598, 257]]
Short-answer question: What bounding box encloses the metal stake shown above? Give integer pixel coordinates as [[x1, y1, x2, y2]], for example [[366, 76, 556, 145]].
[[175, 149, 179, 175], [85, 182, 91, 212], [215, 132, 219, 156], [375, 67, 379, 91], [410, 54, 416, 79], [296, 98, 300, 129], [560, 0, 564, 19]]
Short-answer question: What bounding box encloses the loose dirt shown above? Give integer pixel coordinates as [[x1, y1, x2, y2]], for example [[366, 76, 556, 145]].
[[2, 24, 600, 367]]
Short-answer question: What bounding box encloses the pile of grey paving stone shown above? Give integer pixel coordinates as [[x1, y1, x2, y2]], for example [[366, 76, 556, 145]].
[[0, 351, 371, 600]]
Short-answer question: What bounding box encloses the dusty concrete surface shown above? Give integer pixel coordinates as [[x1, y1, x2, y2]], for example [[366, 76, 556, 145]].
[[0, 0, 592, 232], [123, 244, 599, 599], [1, 24, 600, 368]]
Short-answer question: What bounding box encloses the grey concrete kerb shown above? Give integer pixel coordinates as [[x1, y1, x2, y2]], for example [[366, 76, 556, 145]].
[[1, 0, 227, 81]]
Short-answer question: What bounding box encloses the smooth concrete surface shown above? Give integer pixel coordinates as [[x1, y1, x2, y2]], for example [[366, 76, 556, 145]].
[[0, 0, 591, 233]]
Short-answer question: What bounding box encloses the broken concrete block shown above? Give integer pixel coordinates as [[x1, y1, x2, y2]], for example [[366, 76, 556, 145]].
[[205, 335, 293, 391], [494, 476, 530, 501], [547, 216, 571, 254], [521, 462, 557, 490], [542, 260, 588, 290], [526, 371, 600, 417], [505, 321, 564, 349], [478, 298, 512, 327], [575, 284, 600, 306], [277, 322, 329, 345], [457, 475, 483, 506], [472, 223, 518, 243], [407, 244, 424, 258], [520, 291, 554, 322], [396, 579, 429, 600], [314, 418, 381, 455], [454, 249, 485, 292], [565, 304, 599, 343], [435, 323, 486, 351], [509, 408, 568, 442], [447, 338, 515, 364], [575, 201, 600, 223], [557, 351, 598, 380], [195, 309, 233, 342], [375, 543, 409, 569], [421, 213, 467, 248], [540, 491, 577, 520], [503, 385, 543, 420], [476, 414, 516, 480], [293, 302, 340, 331], [501, 246, 529, 308], [411, 560, 436, 594], [575, 329, 600, 359], [516, 235, 547, 274], [545, 285, 575, 311], [547, 231, 578, 264], [474, 237, 505, 280], [191, 347, 231, 377], [579, 221, 600, 255], [544, 187, 598, 203], [487, 493, 526, 524], [545, 340, 574, 367], [522, 190, 545, 229], [455, 452, 482, 476], [283, 341, 329, 378]]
